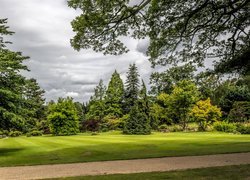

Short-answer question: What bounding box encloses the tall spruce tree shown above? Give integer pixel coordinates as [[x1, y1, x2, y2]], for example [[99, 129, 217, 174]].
[[124, 63, 140, 113], [105, 70, 124, 117]]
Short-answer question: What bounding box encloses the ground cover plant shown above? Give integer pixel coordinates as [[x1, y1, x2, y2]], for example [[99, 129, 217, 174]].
[[0, 131, 250, 167]]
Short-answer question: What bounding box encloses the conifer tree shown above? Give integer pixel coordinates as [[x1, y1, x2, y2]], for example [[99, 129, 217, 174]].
[[123, 104, 151, 135], [86, 79, 106, 121], [105, 70, 124, 117], [124, 63, 140, 113]]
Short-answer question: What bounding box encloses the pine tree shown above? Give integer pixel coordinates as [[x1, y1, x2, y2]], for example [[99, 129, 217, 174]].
[[123, 104, 151, 135], [124, 63, 140, 113], [105, 70, 124, 117]]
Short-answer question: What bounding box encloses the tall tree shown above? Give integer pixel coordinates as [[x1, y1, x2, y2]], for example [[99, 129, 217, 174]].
[[168, 80, 200, 130], [124, 63, 140, 113], [86, 79, 106, 121], [105, 70, 124, 117], [139, 79, 150, 116], [68, 1, 250, 74], [22, 78, 45, 130], [0, 19, 28, 131], [150, 63, 196, 95]]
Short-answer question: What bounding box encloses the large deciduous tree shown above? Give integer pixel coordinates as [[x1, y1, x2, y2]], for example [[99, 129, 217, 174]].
[[68, 0, 250, 74]]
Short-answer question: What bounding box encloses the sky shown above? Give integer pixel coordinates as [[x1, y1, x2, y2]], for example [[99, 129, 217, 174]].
[[0, 0, 153, 102]]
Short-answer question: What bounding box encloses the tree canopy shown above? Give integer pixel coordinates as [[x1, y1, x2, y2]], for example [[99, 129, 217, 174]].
[[68, 0, 250, 74]]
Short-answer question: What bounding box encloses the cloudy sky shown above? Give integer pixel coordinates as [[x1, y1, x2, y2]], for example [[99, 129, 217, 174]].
[[0, 0, 153, 102]]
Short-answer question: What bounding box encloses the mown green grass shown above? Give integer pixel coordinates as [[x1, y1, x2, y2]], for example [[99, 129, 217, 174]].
[[53, 164, 250, 180], [0, 131, 250, 167]]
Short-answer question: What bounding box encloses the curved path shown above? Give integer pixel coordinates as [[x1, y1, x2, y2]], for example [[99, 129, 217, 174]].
[[1, 152, 250, 180]]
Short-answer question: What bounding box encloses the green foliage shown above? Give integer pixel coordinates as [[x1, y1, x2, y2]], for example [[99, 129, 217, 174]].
[[228, 101, 250, 123], [26, 130, 43, 137], [236, 124, 250, 134], [213, 122, 237, 133], [149, 93, 172, 127], [123, 105, 151, 135], [158, 124, 169, 132], [8, 131, 22, 137], [150, 63, 196, 95], [0, 19, 45, 132], [190, 98, 222, 131], [48, 97, 79, 136], [219, 85, 250, 117], [167, 80, 200, 130], [68, 1, 249, 74], [104, 70, 124, 117], [86, 80, 106, 121], [124, 63, 140, 113]]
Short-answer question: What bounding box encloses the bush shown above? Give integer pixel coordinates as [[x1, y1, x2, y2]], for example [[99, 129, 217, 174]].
[[48, 97, 79, 136], [236, 124, 250, 134], [167, 124, 183, 132], [82, 119, 100, 132], [213, 122, 237, 133], [228, 101, 250, 123], [189, 98, 222, 131], [26, 130, 43, 137], [9, 131, 22, 137], [158, 124, 169, 132]]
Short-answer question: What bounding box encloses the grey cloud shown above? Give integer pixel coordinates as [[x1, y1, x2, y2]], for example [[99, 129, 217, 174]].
[[0, 0, 153, 102]]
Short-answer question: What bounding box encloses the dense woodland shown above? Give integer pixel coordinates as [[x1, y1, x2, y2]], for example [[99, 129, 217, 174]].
[[1, 0, 250, 137]]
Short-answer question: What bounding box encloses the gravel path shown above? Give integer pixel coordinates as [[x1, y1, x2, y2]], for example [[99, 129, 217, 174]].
[[1, 152, 250, 180]]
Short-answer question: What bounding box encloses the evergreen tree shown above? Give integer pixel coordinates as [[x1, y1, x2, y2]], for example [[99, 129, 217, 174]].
[[139, 80, 150, 117], [105, 70, 124, 117], [86, 79, 106, 121], [22, 78, 45, 131], [124, 63, 140, 113], [0, 19, 30, 131], [123, 104, 151, 135]]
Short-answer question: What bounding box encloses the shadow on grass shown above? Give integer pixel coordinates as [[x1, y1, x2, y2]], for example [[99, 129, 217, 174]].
[[0, 148, 25, 156]]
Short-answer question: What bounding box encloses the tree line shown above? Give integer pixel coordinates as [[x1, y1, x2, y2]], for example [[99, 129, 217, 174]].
[[1, 11, 249, 137]]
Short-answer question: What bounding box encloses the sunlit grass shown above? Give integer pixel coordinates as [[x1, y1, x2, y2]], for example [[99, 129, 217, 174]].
[[0, 131, 250, 167]]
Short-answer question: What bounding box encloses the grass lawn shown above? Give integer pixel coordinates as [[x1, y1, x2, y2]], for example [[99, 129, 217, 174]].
[[53, 164, 250, 180], [0, 131, 250, 167]]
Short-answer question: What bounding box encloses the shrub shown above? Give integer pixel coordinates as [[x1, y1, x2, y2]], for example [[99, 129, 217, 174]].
[[48, 97, 79, 136], [82, 119, 100, 132], [189, 98, 222, 131], [186, 123, 199, 132], [236, 124, 250, 134], [91, 132, 99, 136], [167, 124, 183, 132], [26, 130, 43, 137], [213, 122, 237, 133], [228, 101, 250, 123], [9, 131, 22, 137], [158, 124, 169, 132]]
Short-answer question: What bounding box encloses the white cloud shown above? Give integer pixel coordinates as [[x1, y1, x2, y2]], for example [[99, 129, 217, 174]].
[[0, 0, 153, 102]]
